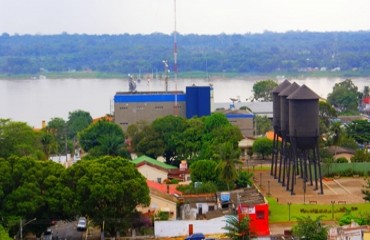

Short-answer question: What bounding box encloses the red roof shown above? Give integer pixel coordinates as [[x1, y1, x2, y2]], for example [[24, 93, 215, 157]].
[[146, 180, 182, 195]]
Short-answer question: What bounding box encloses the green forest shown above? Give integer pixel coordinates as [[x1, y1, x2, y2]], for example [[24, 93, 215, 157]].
[[0, 31, 369, 77]]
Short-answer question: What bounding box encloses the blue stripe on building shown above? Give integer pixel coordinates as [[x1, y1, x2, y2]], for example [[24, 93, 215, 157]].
[[226, 114, 254, 119], [114, 94, 186, 103]]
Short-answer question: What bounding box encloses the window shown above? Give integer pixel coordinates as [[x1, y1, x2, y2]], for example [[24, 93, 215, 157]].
[[157, 178, 162, 183], [256, 210, 264, 219], [209, 206, 215, 211]]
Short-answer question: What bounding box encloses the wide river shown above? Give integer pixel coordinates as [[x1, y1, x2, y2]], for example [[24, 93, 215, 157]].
[[0, 77, 368, 128]]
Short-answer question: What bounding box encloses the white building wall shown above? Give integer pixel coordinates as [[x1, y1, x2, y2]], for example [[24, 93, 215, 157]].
[[154, 217, 227, 238], [137, 164, 168, 182]]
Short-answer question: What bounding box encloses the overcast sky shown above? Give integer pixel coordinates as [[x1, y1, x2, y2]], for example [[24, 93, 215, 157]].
[[0, 0, 369, 35]]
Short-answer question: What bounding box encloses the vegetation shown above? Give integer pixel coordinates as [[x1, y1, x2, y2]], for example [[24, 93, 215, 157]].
[[79, 120, 127, 157], [267, 197, 370, 223], [254, 115, 272, 136], [251, 79, 278, 101], [363, 179, 370, 202], [252, 137, 273, 159], [1, 32, 370, 76], [292, 216, 328, 240], [0, 156, 150, 238], [223, 215, 251, 240], [327, 79, 360, 114]]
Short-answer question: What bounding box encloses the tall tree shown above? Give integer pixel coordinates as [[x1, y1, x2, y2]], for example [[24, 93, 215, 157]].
[[216, 142, 242, 190], [190, 159, 220, 183], [0, 119, 42, 159], [255, 115, 272, 136], [64, 156, 150, 237], [47, 117, 68, 155], [252, 137, 273, 159], [319, 100, 338, 136], [78, 120, 126, 157], [151, 115, 188, 163], [252, 79, 278, 101], [327, 79, 360, 114], [67, 110, 93, 140]]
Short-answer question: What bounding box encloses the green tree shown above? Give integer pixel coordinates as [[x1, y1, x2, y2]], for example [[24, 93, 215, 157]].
[[327, 79, 360, 114], [345, 120, 370, 145], [189, 160, 219, 183], [64, 156, 150, 237], [0, 156, 70, 237], [351, 149, 370, 163], [292, 216, 328, 240], [151, 115, 188, 163], [255, 115, 272, 136], [67, 110, 93, 140], [362, 180, 370, 202], [319, 100, 338, 136], [0, 225, 11, 240], [47, 117, 68, 155], [216, 142, 242, 190], [0, 119, 42, 159], [252, 79, 278, 101], [252, 137, 273, 159], [79, 120, 125, 157], [38, 130, 58, 160], [236, 171, 253, 189], [135, 125, 165, 159], [176, 118, 204, 161], [223, 215, 251, 240]]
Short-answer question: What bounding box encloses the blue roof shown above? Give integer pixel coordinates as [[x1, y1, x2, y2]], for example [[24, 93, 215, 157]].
[[114, 93, 186, 103]]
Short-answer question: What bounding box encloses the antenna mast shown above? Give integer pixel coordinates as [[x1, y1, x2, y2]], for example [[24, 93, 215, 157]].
[[173, 0, 178, 115]]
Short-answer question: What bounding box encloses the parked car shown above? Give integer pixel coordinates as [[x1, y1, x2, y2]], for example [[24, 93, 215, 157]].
[[42, 228, 53, 240], [77, 217, 87, 231], [185, 233, 205, 240]]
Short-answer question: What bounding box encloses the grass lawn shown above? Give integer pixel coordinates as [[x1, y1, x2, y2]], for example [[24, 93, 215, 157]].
[[267, 197, 370, 223]]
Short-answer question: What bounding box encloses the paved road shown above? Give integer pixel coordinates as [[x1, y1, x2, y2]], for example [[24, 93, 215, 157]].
[[50, 220, 84, 240]]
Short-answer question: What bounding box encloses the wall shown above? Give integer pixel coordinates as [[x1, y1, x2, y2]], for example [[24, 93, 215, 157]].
[[154, 217, 228, 238], [136, 164, 168, 183]]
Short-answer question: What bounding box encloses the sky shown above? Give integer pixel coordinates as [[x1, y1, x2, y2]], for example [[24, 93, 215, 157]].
[[0, 0, 369, 35]]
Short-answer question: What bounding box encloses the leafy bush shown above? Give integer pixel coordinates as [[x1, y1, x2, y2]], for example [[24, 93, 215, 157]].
[[335, 157, 348, 163]]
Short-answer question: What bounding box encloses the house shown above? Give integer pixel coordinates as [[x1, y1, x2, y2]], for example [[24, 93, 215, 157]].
[[326, 146, 356, 162], [137, 180, 181, 220], [131, 155, 177, 183], [328, 222, 370, 240], [178, 193, 218, 220]]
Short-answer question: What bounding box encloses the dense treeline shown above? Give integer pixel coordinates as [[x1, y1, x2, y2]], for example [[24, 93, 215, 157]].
[[0, 31, 369, 75]]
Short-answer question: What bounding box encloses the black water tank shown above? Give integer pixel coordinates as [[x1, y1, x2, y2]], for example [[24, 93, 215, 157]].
[[287, 84, 320, 148], [271, 80, 291, 131], [279, 82, 300, 136]]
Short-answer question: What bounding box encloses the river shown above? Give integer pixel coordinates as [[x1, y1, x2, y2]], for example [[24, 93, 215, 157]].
[[0, 77, 368, 128]]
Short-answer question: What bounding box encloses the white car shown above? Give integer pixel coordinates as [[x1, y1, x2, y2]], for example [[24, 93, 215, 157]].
[[77, 217, 87, 231]]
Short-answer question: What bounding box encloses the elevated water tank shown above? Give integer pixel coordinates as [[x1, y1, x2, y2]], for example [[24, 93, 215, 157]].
[[271, 80, 291, 131], [279, 82, 300, 136], [287, 84, 320, 149]]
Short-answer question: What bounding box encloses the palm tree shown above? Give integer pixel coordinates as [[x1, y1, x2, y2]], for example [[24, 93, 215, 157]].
[[223, 215, 251, 240], [216, 142, 242, 190]]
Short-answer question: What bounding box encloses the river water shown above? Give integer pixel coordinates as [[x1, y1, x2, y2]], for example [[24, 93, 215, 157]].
[[0, 77, 368, 128]]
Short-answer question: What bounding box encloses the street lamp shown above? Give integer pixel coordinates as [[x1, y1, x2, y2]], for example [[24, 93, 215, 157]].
[[288, 202, 292, 221], [20, 218, 36, 240], [331, 201, 335, 220], [267, 180, 271, 196]]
